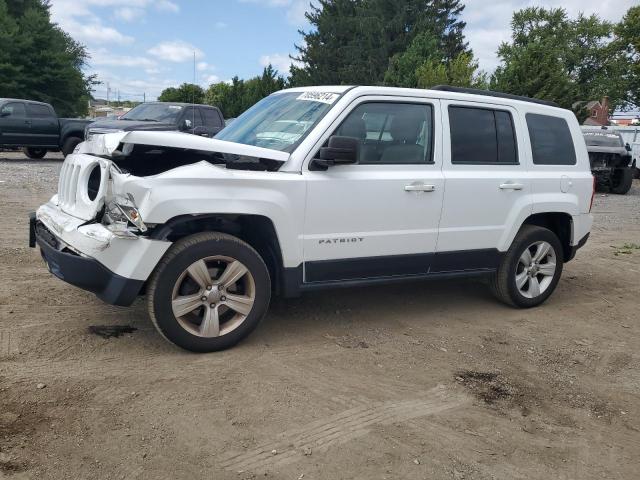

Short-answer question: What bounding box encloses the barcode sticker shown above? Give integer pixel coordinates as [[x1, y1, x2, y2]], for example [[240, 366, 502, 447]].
[[296, 91, 340, 104]]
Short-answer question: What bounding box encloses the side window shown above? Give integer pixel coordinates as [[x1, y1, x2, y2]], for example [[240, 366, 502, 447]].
[[183, 108, 204, 127], [27, 103, 54, 118], [526, 113, 576, 165], [333, 102, 433, 164], [449, 106, 518, 164], [202, 108, 222, 127], [1, 102, 26, 117]]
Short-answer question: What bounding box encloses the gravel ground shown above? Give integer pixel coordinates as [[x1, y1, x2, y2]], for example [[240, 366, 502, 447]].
[[1, 151, 639, 480]]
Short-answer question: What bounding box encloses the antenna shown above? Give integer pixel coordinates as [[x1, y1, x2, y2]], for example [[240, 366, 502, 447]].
[[192, 50, 196, 129]]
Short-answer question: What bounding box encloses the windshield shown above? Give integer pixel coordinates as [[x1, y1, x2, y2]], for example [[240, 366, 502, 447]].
[[583, 131, 624, 147], [121, 103, 184, 123], [215, 91, 340, 151]]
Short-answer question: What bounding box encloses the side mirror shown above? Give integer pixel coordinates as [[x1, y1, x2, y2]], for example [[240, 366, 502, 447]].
[[311, 136, 359, 170], [625, 143, 632, 152], [183, 119, 192, 130], [0, 111, 10, 118]]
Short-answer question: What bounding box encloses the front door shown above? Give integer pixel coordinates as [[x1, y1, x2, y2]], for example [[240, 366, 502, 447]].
[[302, 98, 444, 283], [0, 102, 29, 146]]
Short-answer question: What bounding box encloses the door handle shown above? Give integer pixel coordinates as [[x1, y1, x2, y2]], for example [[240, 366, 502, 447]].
[[405, 183, 436, 192], [499, 182, 524, 190]]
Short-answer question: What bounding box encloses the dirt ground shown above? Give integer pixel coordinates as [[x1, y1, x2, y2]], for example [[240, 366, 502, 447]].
[[1, 151, 639, 480]]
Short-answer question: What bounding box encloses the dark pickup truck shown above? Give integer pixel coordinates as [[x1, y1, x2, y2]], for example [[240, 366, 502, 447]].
[[85, 102, 225, 140], [582, 128, 634, 195], [0, 98, 92, 158]]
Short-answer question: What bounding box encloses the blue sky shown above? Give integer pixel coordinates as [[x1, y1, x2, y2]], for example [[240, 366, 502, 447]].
[[48, 0, 637, 101]]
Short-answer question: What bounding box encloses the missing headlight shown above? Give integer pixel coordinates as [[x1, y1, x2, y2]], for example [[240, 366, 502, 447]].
[[103, 193, 147, 235]]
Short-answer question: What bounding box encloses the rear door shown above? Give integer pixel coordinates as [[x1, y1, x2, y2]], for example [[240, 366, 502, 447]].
[[0, 101, 29, 145], [25, 103, 59, 147], [438, 100, 531, 269]]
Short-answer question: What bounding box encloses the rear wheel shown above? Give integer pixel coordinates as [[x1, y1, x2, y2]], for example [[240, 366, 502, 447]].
[[61, 136, 82, 157], [23, 147, 47, 159], [147, 232, 271, 352], [491, 225, 563, 308]]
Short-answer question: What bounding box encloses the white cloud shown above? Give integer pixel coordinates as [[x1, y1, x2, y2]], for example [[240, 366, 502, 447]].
[[215, 21, 228, 29], [463, 0, 637, 73], [197, 61, 214, 71], [238, 0, 310, 26], [114, 7, 145, 22], [156, 0, 180, 13], [90, 49, 157, 69], [259, 53, 300, 75], [148, 41, 205, 62], [203, 74, 220, 85]]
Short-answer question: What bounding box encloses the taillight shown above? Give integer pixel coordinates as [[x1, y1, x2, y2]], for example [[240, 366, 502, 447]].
[[589, 176, 596, 212]]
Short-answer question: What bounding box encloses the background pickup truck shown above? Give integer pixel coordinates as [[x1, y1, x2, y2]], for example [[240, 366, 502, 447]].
[[0, 98, 92, 158], [85, 102, 225, 140]]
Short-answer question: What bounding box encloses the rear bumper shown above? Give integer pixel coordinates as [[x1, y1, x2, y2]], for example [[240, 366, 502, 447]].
[[31, 215, 143, 306]]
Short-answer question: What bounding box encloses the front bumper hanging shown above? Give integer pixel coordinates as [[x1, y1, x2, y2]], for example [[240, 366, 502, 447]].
[[29, 213, 144, 306]]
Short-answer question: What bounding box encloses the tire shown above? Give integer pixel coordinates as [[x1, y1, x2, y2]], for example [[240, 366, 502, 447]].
[[490, 225, 564, 308], [23, 147, 47, 159], [147, 232, 271, 352], [61, 136, 82, 157], [610, 167, 633, 194]]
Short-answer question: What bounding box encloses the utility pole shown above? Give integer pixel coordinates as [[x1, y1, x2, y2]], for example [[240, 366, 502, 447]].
[[106, 82, 110, 105]]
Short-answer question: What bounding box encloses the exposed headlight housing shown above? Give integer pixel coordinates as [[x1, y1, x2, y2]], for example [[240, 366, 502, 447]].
[[85, 127, 124, 140], [103, 193, 147, 237]]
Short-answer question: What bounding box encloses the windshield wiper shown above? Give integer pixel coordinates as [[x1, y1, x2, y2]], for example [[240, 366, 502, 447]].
[[136, 118, 160, 122]]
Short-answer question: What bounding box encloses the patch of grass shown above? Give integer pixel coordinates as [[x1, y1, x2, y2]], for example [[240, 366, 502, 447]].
[[611, 243, 640, 256]]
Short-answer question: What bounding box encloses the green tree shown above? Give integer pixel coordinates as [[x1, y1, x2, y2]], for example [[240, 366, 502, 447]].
[[204, 65, 285, 118], [0, 0, 93, 116], [491, 7, 629, 113], [415, 53, 487, 89], [290, 0, 469, 86], [158, 83, 205, 104], [614, 6, 640, 108]]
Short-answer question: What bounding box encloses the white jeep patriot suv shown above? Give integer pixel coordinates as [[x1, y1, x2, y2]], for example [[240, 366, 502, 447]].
[[30, 86, 594, 352]]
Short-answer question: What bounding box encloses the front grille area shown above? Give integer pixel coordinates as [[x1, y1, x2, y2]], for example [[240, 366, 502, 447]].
[[58, 158, 81, 210]]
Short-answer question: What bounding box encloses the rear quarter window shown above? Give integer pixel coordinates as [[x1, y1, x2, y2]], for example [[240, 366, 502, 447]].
[[526, 113, 576, 165]]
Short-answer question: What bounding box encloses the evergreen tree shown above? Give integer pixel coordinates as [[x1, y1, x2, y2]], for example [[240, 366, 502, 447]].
[[0, 0, 93, 116], [290, 0, 469, 86]]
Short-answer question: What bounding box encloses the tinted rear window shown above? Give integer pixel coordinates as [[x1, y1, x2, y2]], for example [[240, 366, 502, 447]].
[[27, 103, 53, 117], [449, 106, 518, 164], [526, 114, 576, 165], [202, 108, 222, 127]]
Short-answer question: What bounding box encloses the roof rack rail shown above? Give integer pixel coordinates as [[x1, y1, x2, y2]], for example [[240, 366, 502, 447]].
[[431, 85, 560, 108]]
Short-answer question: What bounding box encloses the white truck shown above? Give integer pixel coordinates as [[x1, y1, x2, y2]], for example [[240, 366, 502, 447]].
[[30, 86, 594, 352]]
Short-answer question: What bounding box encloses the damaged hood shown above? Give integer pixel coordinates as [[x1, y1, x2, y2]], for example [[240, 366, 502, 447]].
[[77, 130, 290, 163]]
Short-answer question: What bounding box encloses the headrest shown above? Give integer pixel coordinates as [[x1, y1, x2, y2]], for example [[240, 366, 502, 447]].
[[389, 114, 423, 143]]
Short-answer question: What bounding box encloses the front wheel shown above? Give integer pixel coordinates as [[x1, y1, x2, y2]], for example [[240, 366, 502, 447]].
[[490, 225, 564, 308], [147, 232, 271, 352], [610, 167, 633, 195], [23, 147, 47, 159]]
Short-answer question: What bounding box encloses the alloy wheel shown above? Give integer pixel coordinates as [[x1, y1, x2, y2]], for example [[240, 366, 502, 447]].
[[171, 256, 255, 337], [515, 241, 557, 299]]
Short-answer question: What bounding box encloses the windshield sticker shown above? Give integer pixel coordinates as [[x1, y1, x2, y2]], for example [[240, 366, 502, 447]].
[[583, 132, 618, 138], [168, 106, 183, 110], [297, 91, 340, 104]]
